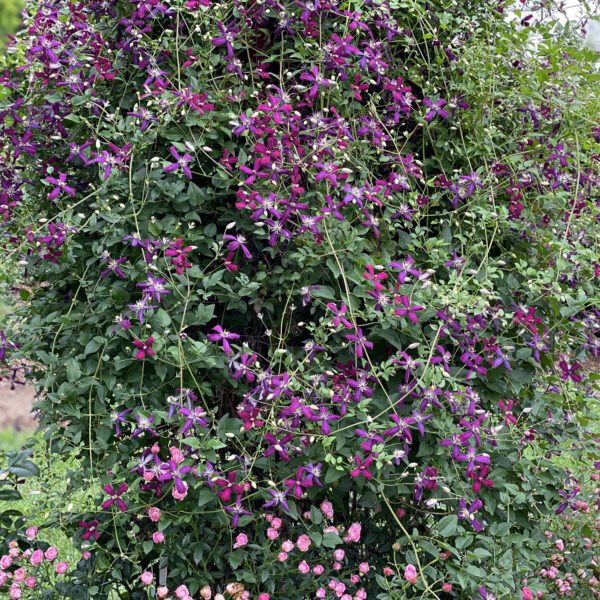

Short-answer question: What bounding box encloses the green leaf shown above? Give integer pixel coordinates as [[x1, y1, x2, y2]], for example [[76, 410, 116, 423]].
[[437, 515, 458, 537]]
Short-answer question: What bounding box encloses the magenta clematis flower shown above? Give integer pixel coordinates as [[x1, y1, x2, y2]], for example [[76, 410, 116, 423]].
[[350, 454, 374, 480], [164, 146, 194, 179], [101, 482, 128, 512], [394, 295, 424, 324], [457, 497, 484, 532], [224, 495, 251, 528], [46, 173, 75, 200], [133, 337, 155, 360], [423, 97, 449, 122], [223, 233, 252, 259], [79, 519, 101, 541], [345, 328, 373, 359], [207, 325, 240, 355]]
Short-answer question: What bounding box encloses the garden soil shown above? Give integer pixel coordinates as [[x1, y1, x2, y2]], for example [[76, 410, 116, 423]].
[[0, 380, 36, 430]]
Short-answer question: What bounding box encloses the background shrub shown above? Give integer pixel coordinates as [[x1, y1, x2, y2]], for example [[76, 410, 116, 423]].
[[0, 0, 598, 598]]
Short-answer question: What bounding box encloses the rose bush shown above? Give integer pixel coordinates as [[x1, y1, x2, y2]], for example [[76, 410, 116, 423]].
[[0, 0, 599, 598]]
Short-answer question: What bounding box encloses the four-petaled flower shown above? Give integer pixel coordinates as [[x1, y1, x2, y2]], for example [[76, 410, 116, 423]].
[[164, 146, 194, 179], [46, 173, 75, 200], [207, 325, 240, 355], [101, 482, 128, 512], [133, 337, 155, 360]]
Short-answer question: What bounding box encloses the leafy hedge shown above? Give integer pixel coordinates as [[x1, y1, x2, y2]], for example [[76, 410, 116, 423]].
[[1, 0, 599, 598]]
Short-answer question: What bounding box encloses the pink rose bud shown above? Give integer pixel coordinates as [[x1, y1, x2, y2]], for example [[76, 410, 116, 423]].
[[1, 555, 12, 569], [277, 552, 288, 562], [271, 518, 282, 529], [153, 531, 165, 544], [25, 527, 38, 540], [44, 547, 58, 561], [267, 528, 279, 540], [157, 587, 170, 599], [334, 549, 345, 561], [55, 562, 69, 575], [148, 507, 161, 522], [383, 567, 394, 576], [258, 595, 269, 600], [298, 560, 310, 574], [200, 586, 212, 599], [282, 540, 294, 553], [333, 562, 342, 571], [359, 562, 370, 574], [316, 589, 326, 599], [313, 564, 324, 575], [350, 575, 359, 584], [234, 533, 248, 549], [30, 550, 44, 566], [404, 564, 418, 584], [141, 571, 153, 585], [175, 585, 190, 598], [82, 551, 91, 561], [521, 587, 534, 600], [442, 583, 452, 592]]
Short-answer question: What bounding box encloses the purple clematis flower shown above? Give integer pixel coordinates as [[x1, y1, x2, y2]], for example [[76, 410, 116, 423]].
[[345, 328, 373, 359], [350, 454, 374, 480], [458, 497, 484, 532], [46, 173, 75, 200], [207, 326, 240, 356], [225, 495, 251, 528], [263, 488, 291, 513], [164, 146, 194, 179], [101, 482, 128, 512], [423, 97, 449, 122]]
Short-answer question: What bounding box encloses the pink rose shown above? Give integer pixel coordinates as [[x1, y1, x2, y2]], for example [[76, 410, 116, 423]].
[[341, 595, 352, 600], [296, 534, 311, 552], [267, 528, 279, 540], [278, 552, 288, 562], [282, 539, 294, 552], [200, 586, 212, 599], [1, 555, 12, 569], [334, 549, 345, 561], [82, 551, 91, 560], [356, 589, 367, 600], [14, 568, 26, 582], [555, 539, 564, 551], [175, 585, 190, 598], [55, 562, 69, 575], [153, 531, 165, 544], [25, 527, 37, 540], [333, 561, 342, 570], [141, 571, 153, 585], [44, 547, 58, 561], [24, 577, 36, 589], [521, 587, 534, 600], [359, 562, 370, 574], [9, 585, 22, 599], [234, 533, 248, 549], [404, 564, 418, 584], [442, 583, 452, 592], [30, 550, 44, 566], [170, 446, 184, 464], [383, 567, 394, 576], [350, 575, 359, 584], [157, 586, 170, 599], [258, 595, 270, 600], [148, 507, 161, 522], [313, 564, 324, 575], [320, 500, 334, 520], [335, 582, 346, 595], [346, 522, 361, 542], [298, 560, 310, 574], [172, 483, 188, 500], [271, 517, 282, 529], [316, 589, 326, 599]]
